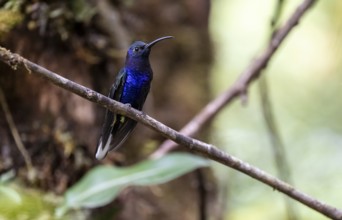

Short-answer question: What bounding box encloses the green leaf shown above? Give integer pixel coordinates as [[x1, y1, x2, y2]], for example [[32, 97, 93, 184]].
[[0, 185, 21, 204], [56, 153, 209, 217]]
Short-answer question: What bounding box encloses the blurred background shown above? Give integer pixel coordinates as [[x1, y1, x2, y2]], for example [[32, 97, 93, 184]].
[[210, 0, 342, 219], [0, 0, 341, 219]]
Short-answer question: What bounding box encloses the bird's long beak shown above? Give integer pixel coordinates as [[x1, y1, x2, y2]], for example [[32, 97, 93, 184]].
[[146, 36, 173, 49]]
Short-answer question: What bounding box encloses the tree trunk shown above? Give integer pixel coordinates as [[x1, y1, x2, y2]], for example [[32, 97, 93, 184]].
[[0, 1, 217, 219]]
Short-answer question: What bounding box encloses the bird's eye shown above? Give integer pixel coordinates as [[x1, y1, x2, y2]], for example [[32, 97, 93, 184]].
[[133, 47, 139, 52]]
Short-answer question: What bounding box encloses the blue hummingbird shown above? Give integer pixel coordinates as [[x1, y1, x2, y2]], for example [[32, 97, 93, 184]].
[[96, 36, 173, 160]]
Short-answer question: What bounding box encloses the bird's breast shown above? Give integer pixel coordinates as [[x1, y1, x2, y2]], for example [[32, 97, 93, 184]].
[[120, 71, 152, 109]]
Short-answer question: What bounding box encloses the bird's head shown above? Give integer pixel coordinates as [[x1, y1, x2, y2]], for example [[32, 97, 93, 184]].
[[126, 36, 173, 61]]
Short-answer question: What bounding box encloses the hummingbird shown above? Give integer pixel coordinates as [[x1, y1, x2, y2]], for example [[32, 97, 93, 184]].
[[96, 36, 173, 160]]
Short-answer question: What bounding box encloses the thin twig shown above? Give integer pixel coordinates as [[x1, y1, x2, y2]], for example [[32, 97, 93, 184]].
[[151, 0, 319, 158], [0, 86, 34, 177], [195, 169, 207, 220], [259, 76, 298, 220], [0, 56, 340, 220], [94, 0, 130, 50], [271, 0, 286, 27], [1, 0, 341, 218], [259, 1, 298, 219]]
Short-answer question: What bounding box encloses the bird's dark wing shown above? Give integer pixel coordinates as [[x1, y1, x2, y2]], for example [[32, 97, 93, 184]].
[[96, 68, 129, 159]]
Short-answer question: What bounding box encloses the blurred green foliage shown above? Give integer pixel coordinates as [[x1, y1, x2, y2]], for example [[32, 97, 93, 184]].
[[0, 154, 208, 220], [57, 153, 209, 218], [210, 0, 342, 219], [0, 2, 23, 39], [0, 183, 58, 220], [0, 0, 96, 40]]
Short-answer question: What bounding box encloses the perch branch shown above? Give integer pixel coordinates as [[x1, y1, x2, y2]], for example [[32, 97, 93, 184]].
[[1, 0, 341, 218], [1, 39, 342, 220], [0, 49, 340, 219], [151, 0, 318, 158]]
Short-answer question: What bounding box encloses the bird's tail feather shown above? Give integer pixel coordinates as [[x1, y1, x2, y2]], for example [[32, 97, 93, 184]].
[[95, 134, 113, 160], [95, 119, 137, 160]]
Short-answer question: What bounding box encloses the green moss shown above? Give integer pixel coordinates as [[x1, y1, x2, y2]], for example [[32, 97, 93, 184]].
[[0, 10, 23, 39], [0, 184, 55, 220], [0, 183, 88, 220]]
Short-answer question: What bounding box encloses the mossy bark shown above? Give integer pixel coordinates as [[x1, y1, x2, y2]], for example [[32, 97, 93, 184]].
[[0, 1, 217, 219]]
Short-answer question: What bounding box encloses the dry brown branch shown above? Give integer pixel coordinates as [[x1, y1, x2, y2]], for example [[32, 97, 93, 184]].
[[1, 40, 342, 220], [151, 0, 319, 158], [1, 0, 342, 218], [0, 86, 35, 180]]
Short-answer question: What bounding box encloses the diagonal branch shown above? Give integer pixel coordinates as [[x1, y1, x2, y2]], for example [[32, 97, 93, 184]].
[[151, 0, 319, 158], [1, 0, 341, 218], [1, 43, 342, 220]]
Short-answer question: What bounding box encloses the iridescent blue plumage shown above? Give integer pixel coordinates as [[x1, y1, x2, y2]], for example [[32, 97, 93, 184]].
[[96, 36, 173, 160]]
